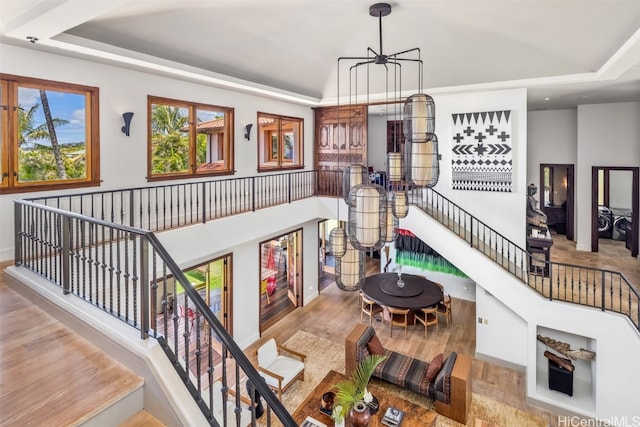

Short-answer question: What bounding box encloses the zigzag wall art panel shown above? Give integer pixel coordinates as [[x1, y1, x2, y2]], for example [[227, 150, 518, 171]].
[[451, 110, 512, 192]]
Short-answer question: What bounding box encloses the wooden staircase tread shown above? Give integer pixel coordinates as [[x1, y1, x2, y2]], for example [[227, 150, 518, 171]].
[[0, 281, 144, 426], [120, 410, 166, 427]]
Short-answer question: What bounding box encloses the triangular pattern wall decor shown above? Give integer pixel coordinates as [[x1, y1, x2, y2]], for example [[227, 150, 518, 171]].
[[451, 110, 513, 192]]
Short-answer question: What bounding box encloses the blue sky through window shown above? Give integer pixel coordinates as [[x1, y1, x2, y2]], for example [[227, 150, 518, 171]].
[[18, 87, 86, 145]]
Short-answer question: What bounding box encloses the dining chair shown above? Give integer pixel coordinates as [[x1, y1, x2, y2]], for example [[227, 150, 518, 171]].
[[361, 293, 384, 325], [414, 306, 438, 337], [388, 307, 411, 339], [438, 294, 453, 327]]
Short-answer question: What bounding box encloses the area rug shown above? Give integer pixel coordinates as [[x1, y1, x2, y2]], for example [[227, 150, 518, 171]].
[[257, 330, 545, 427]]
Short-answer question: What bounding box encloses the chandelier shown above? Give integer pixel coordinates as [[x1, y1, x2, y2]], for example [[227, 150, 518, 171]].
[[331, 2, 439, 291]]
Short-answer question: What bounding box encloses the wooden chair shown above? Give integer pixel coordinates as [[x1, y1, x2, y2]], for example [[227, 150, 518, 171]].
[[361, 293, 383, 325], [256, 338, 306, 399], [438, 294, 453, 327], [414, 306, 438, 337], [388, 307, 410, 339]]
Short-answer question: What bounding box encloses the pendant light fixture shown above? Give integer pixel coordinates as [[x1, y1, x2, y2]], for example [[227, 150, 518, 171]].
[[332, 2, 439, 291]]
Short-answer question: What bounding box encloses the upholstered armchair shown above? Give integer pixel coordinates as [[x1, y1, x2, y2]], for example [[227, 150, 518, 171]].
[[256, 338, 306, 399]]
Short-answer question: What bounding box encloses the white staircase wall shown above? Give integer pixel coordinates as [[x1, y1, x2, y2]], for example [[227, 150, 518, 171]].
[[403, 206, 640, 420]]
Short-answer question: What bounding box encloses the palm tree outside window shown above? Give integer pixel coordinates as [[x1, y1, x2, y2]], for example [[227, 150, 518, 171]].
[[0, 74, 100, 193], [148, 96, 234, 180]]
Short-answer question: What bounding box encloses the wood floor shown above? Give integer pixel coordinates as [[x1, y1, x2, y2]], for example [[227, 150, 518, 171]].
[[244, 233, 639, 427], [0, 276, 144, 426]]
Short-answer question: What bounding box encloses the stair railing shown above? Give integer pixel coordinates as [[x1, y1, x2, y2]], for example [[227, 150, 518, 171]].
[[409, 186, 639, 331], [13, 199, 297, 427]]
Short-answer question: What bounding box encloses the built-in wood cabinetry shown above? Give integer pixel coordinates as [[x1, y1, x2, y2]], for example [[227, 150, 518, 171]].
[[314, 105, 368, 196]]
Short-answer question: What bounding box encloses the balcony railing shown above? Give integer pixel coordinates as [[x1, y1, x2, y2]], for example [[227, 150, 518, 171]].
[[25, 170, 317, 233], [12, 169, 639, 426], [14, 170, 318, 427]]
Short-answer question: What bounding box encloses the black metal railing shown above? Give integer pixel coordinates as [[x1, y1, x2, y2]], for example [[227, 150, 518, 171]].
[[13, 199, 297, 427], [410, 187, 640, 331], [12, 168, 640, 425], [26, 170, 317, 233]]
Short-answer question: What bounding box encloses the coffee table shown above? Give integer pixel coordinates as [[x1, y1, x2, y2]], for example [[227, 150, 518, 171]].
[[292, 370, 436, 426]]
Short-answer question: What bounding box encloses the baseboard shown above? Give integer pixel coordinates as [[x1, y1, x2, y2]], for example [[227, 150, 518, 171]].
[[474, 351, 526, 372]]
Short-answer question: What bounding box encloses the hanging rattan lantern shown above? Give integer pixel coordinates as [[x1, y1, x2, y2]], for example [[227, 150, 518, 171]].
[[342, 164, 368, 205], [391, 190, 409, 218], [335, 240, 365, 291], [329, 225, 347, 258], [386, 152, 403, 183], [403, 93, 435, 143], [347, 184, 387, 251], [405, 134, 440, 188]]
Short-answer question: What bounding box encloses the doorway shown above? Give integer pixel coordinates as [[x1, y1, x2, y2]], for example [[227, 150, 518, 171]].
[[591, 167, 639, 256], [259, 229, 303, 333], [540, 164, 575, 241], [318, 220, 337, 292], [183, 254, 233, 335]]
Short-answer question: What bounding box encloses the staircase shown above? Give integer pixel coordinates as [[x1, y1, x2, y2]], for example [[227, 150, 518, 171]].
[[402, 188, 640, 419], [0, 277, 161, 426]]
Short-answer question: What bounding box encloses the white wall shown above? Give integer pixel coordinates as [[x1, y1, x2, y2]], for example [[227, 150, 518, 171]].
[[475, 285, 527, 368], [403, 206, 640, 421], [609, 170, 633, 211], [527, 109, 578, 192], [0, 44, 315, 261], [366, 89, 529, 248], [432, 89, 529, 248], [576, 102, 640, 251]]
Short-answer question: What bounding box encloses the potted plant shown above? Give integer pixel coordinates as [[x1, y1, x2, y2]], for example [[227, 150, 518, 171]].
[[333, 354, 386, 424]]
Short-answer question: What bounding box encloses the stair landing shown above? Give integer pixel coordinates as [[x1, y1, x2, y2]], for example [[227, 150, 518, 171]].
[[0, 280, 144, 426]]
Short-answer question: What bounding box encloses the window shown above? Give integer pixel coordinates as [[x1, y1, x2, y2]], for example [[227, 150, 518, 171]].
[[0, 74, 100, 193], [257, 113, 303, 171], [148, 96, 234, 180]]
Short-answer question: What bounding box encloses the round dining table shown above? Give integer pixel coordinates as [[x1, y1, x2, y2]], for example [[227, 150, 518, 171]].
[[361, 272, 443, 310]]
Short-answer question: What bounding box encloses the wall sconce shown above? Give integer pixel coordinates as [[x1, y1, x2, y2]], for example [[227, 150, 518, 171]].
[[244, 124, 253, 141], [121, 112, 134, 136]]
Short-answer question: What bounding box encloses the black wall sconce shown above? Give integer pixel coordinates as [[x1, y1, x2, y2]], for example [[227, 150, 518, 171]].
[[244, 124, 253, 141], [121, 112, 134, 136]]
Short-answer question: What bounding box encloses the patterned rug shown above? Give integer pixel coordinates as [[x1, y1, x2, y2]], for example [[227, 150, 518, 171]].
[[261, 330, 545, 427]]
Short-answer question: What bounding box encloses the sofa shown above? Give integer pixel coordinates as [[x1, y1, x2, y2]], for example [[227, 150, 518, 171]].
[[345, 323, 472, 424]]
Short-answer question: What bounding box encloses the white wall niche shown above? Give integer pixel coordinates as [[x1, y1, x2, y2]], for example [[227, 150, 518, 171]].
[[535, 326, 596, 414]]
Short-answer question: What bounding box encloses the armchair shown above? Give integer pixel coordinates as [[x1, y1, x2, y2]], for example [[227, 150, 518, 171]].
[[256, 338, 306, 399]]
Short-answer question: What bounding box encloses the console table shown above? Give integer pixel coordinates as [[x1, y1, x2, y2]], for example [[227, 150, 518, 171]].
[[292, 369, 436, 426]]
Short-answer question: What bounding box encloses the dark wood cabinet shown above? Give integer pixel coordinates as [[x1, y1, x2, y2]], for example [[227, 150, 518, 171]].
[[544, 206, 566, 234]]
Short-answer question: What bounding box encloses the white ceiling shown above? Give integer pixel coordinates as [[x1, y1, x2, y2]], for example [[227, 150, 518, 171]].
[[1, 0, 639, 110]]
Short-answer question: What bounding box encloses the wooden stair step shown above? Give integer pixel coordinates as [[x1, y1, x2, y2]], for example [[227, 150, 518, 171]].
[[120, 410, 166, 427]]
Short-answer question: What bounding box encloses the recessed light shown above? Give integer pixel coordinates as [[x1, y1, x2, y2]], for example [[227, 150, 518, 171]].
[[544, 97, 550, 101]]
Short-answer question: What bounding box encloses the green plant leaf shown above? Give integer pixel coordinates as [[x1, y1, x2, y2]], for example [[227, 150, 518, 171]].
[[333, 354, 386, 419]]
